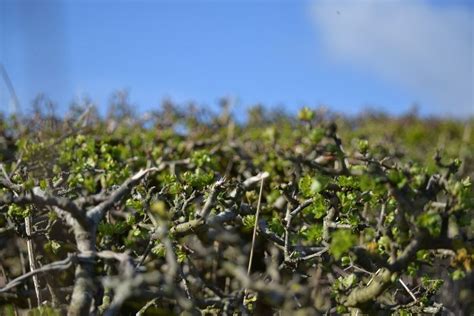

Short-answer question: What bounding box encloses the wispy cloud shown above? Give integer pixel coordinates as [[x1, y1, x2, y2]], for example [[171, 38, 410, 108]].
[[311, 0, 473, 116]]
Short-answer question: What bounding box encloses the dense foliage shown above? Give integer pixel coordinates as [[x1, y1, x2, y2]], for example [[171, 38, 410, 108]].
[[0, 99, 473, 315]]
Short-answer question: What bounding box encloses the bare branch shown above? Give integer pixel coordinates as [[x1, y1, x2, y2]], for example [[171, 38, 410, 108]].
[[0, 187, 87, 227], [344, 268, 392, 307], [171, 204, 253, 238], [289, 198, 314, 217], [0, 255, 76, 294], [197, 177, 226, 219], [87, 168, 159, 225]]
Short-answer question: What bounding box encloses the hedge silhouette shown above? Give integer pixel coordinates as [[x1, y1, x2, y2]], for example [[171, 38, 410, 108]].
[[0, 99, 473, 315]]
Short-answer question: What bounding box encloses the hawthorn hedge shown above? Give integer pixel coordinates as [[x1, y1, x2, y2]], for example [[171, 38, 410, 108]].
[[0, 101, 473, 315]]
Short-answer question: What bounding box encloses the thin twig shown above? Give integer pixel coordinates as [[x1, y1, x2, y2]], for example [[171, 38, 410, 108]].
[[243, 173, 266, 307], [289, 198, 314, 217], [376, 203, 386, 236], [136, 297, 159, 316], [295, 247, 329, 262], [247, 174, 266, 275], [398, 278, 417, 302], [24, 215, 42, 306], [0, 255, 75, 293]]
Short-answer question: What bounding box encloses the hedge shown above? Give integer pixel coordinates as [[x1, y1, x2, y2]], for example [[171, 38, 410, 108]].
[[0, 100, 472, 315]]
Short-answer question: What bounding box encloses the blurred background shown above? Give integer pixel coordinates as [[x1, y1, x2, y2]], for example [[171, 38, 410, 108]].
[[0, 0, 473, 118]]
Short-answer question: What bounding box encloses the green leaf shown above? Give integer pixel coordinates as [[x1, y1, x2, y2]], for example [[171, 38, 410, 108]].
[[341, 256, 351, 267], [268, 215, 284, 236], [7, 204, 31, 219], [357, 139, 369, 154], [417, 211, 442, 237], [304, 224, 323, 243], [44, 240, 62, 255], [151, 243, 166, 257], [407, 262, 419, 276], [340, 273, 357, 288], [297, 107, 314, 121], [330, 230, 357, 260], [306, 198, 327, 219], [176, 247, 187, 263], [451, 269, 465, 280], [387, 170, 408, 189], [421, 276, 443, 293], [242, 215, 256, 232], [191, 150, 215, 168], [182, 168, 214, 189], [309, 128, 325, 144], [39, 179, 48, 190], [299, 175, 329, 197]]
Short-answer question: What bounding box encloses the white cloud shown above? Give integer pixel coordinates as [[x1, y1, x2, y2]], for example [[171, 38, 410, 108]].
[[311, 0, 474, 116]]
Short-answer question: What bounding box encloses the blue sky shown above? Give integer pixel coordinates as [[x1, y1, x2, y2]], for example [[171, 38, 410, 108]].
[[1, 0, 473, 117]]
